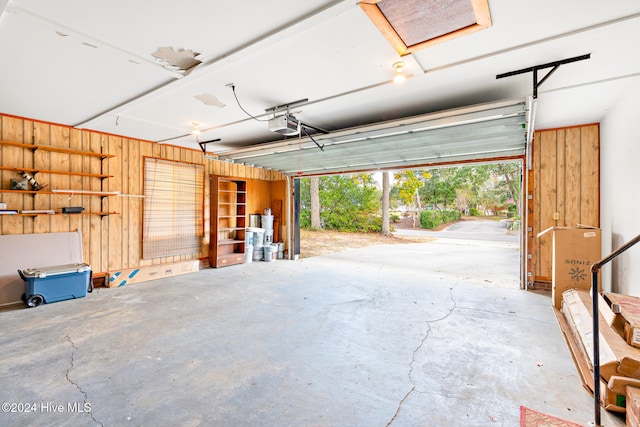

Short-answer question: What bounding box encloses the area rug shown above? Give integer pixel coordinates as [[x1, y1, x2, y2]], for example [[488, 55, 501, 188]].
[[520, 406, 584, 427]]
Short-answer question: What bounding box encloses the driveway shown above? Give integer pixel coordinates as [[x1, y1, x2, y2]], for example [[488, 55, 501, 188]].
[[394, 218, 520, 244]]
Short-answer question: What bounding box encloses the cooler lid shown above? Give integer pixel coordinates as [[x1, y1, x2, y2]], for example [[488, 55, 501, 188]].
[[20, 263, 91, 278]]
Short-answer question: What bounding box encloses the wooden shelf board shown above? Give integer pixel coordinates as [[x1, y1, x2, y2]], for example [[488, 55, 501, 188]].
[[0, 166, 112, 179], [217, 239, 245, 245], [0, 140, 114, 158], [0, 189, 118, 196], [4, 212, 119, 217]]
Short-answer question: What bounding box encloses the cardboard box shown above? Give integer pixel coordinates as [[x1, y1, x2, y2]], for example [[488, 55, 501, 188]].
[[601, 376, 640, 413], [538, 226, 601, 309], [605, 293, 640, 348], [107, 260, 200, 288], [628, 385, 640, 426]]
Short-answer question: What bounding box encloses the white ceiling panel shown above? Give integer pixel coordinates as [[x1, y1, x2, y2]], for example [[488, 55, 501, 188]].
[[1, 0, 639, 174]]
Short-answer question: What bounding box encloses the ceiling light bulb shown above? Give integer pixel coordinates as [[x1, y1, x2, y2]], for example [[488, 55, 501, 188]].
[[393, 73, 406, 84], [392, 61, 406, 84]]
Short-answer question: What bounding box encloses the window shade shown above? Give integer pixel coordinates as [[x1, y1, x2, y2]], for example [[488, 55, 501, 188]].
[[143, 158, 204, 259]]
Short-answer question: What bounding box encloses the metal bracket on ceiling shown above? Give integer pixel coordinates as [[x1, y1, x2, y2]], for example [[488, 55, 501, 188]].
[[198, 138, 221, 155], [496, 53, 591, 98], [265, 99, 309, 116]]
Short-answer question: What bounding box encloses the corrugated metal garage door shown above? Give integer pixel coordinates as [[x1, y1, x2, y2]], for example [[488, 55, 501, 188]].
[[216, 98, 529, 176]]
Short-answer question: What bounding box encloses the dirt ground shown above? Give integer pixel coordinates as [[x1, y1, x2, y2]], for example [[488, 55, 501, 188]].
[[299, 217, 434, 258]]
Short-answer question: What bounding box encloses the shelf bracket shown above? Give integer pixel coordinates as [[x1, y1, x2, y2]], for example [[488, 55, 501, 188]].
[[198, 138, 221, 155], [496, 53, 591, 98]]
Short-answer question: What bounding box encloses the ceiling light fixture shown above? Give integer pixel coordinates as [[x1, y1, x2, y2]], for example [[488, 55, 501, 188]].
[[392, 61, 406, 84], [191, 121, 201, 136]]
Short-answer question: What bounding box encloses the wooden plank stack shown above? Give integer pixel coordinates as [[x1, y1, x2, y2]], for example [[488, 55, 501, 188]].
[[557, 289, 640, 416]]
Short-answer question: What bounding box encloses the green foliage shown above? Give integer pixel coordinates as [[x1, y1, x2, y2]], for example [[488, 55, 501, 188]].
[[298, 174, 382, 232], [419, 209, 462, 229], [393, 170, 430, 208], [469, 207, 482, 216]]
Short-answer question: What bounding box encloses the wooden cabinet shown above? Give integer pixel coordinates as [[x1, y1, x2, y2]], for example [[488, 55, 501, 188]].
[[210, 176, 246, 267]]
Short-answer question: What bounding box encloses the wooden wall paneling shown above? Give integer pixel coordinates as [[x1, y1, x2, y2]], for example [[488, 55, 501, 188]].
[[50, 126, 70, 233], [537, 130, 557, 280], [581, 125, 600, 226], [85, 132, 106, 272], [1, 113, 289, 283], [564, 127, 582, 227], [68, 129, 83, 235], [530, 124, 601, 287], [107, 135, 123, 271], [99, 134, 109, 273], [80, 130, 93, 268], [555, 130, 566, 226], [1, 116, 23, 235], [21, 121, 34, 234], [121, 139, 143, 268], [139, 143, 154, 267], [33, 122, 51, 234]]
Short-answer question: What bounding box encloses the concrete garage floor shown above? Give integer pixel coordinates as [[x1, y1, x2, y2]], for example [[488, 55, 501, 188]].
[[0, 226, 625, 426]]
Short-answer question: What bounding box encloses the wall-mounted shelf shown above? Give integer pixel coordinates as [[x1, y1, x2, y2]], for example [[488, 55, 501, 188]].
[[0, 140, 115, 159], [0, 166, 112, 179], [0, 189, 118, 197], [0, 139, 117, 221], [16, 212, 119, 217]]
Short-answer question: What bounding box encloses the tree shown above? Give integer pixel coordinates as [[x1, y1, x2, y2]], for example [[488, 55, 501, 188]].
[[394, 170, 430, 227], [487, 162, 522, 214], [310, 176, 321, 229], [299, 174, 382, 232], [381, 171, 391, 236]]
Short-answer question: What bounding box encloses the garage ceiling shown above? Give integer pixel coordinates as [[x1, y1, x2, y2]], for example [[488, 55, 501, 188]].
[[0, 1, 639, 175]]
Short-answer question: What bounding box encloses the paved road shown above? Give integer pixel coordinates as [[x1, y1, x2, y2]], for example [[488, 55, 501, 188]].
[[393, 218, 520, 244]]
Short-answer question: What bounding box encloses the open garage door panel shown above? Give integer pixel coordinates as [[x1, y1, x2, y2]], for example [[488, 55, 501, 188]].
[[216, 98, 529, 176]]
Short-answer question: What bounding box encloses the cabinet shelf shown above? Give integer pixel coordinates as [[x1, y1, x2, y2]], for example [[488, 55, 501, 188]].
[[0, 165, 112, 179], [210, 176, 247, 268], [0, 140, 114, 158], [218, 239, 245, 245]]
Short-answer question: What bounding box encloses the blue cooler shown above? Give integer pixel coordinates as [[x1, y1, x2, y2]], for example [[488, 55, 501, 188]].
[[18, 263, 92, 307]]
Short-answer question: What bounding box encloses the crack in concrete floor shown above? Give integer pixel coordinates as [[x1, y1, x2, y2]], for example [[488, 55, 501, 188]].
[[65, 335, 103, 427], [386, 287, 458, 426]]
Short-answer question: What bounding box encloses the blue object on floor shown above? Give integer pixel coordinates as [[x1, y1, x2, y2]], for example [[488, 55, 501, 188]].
[[18, 263, 92, 307]]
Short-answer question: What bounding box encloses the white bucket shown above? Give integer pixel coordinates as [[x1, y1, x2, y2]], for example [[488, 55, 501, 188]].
[[263, 244, 277, 262], [264, 229, 274, 244], [248, 227, 265, 247], [261, 215, 274, 230], [277, 242, 284, 259], [252, 245, 263, 261], [245, 230, 254, 246], [245, 244, 253, 263]]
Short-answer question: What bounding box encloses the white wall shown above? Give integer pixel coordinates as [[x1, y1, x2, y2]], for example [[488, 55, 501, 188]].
[[600, 77, 640, 295]]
